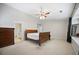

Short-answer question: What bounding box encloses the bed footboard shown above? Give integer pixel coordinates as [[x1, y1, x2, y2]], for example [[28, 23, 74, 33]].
[[39, 32, 50, 46]]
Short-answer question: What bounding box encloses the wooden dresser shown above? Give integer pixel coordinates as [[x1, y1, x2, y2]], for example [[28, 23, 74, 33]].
[[0, 27, 14, 48]]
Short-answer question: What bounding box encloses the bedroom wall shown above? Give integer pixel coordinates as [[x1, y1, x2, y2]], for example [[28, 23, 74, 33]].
[[0, 4, 38, 40], [42, 19, 68, 40]]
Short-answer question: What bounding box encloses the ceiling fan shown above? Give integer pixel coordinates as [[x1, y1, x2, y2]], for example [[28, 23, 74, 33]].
[[36, 7, 50, 19]]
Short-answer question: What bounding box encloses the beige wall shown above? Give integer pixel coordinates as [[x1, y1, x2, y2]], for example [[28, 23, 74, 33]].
[[42, 20, 68, 40]]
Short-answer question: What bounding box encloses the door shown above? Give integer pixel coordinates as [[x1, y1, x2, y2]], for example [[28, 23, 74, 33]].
[[67, 17, 72, 43], [15, 23, 22, 43]]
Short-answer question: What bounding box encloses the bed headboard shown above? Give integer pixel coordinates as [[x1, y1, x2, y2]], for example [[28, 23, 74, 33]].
[[25, 29, 38, 33]]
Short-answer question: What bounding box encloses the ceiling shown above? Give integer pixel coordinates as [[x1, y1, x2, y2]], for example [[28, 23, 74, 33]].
[[6, 3, 75, 20]]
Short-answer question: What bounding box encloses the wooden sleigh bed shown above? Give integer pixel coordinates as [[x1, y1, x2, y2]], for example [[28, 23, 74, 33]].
[[25, 29, 50, 46]]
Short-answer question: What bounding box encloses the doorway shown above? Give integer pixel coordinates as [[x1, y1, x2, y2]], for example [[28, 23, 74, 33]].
[[15, 23, 22, 43]]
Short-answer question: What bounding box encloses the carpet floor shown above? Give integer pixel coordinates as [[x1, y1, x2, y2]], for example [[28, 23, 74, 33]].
[[0, 39, 75, 55]]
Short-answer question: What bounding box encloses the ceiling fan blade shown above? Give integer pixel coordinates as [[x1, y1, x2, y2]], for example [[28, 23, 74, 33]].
[[45, 12, 50, 14]]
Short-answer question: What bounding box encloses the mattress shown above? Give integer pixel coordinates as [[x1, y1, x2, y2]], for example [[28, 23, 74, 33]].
[[27, 33, 39, 40]]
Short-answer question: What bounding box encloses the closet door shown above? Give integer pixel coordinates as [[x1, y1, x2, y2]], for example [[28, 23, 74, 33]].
[[0, 28, 14, 48]]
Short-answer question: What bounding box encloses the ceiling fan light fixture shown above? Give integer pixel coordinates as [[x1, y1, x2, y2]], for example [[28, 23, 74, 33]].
[[36, 7, 50, 20], [40, 16, 45, 20]]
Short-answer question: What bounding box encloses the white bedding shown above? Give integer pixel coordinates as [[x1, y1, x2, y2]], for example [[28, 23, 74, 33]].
[[27, 33, 39, 40]]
